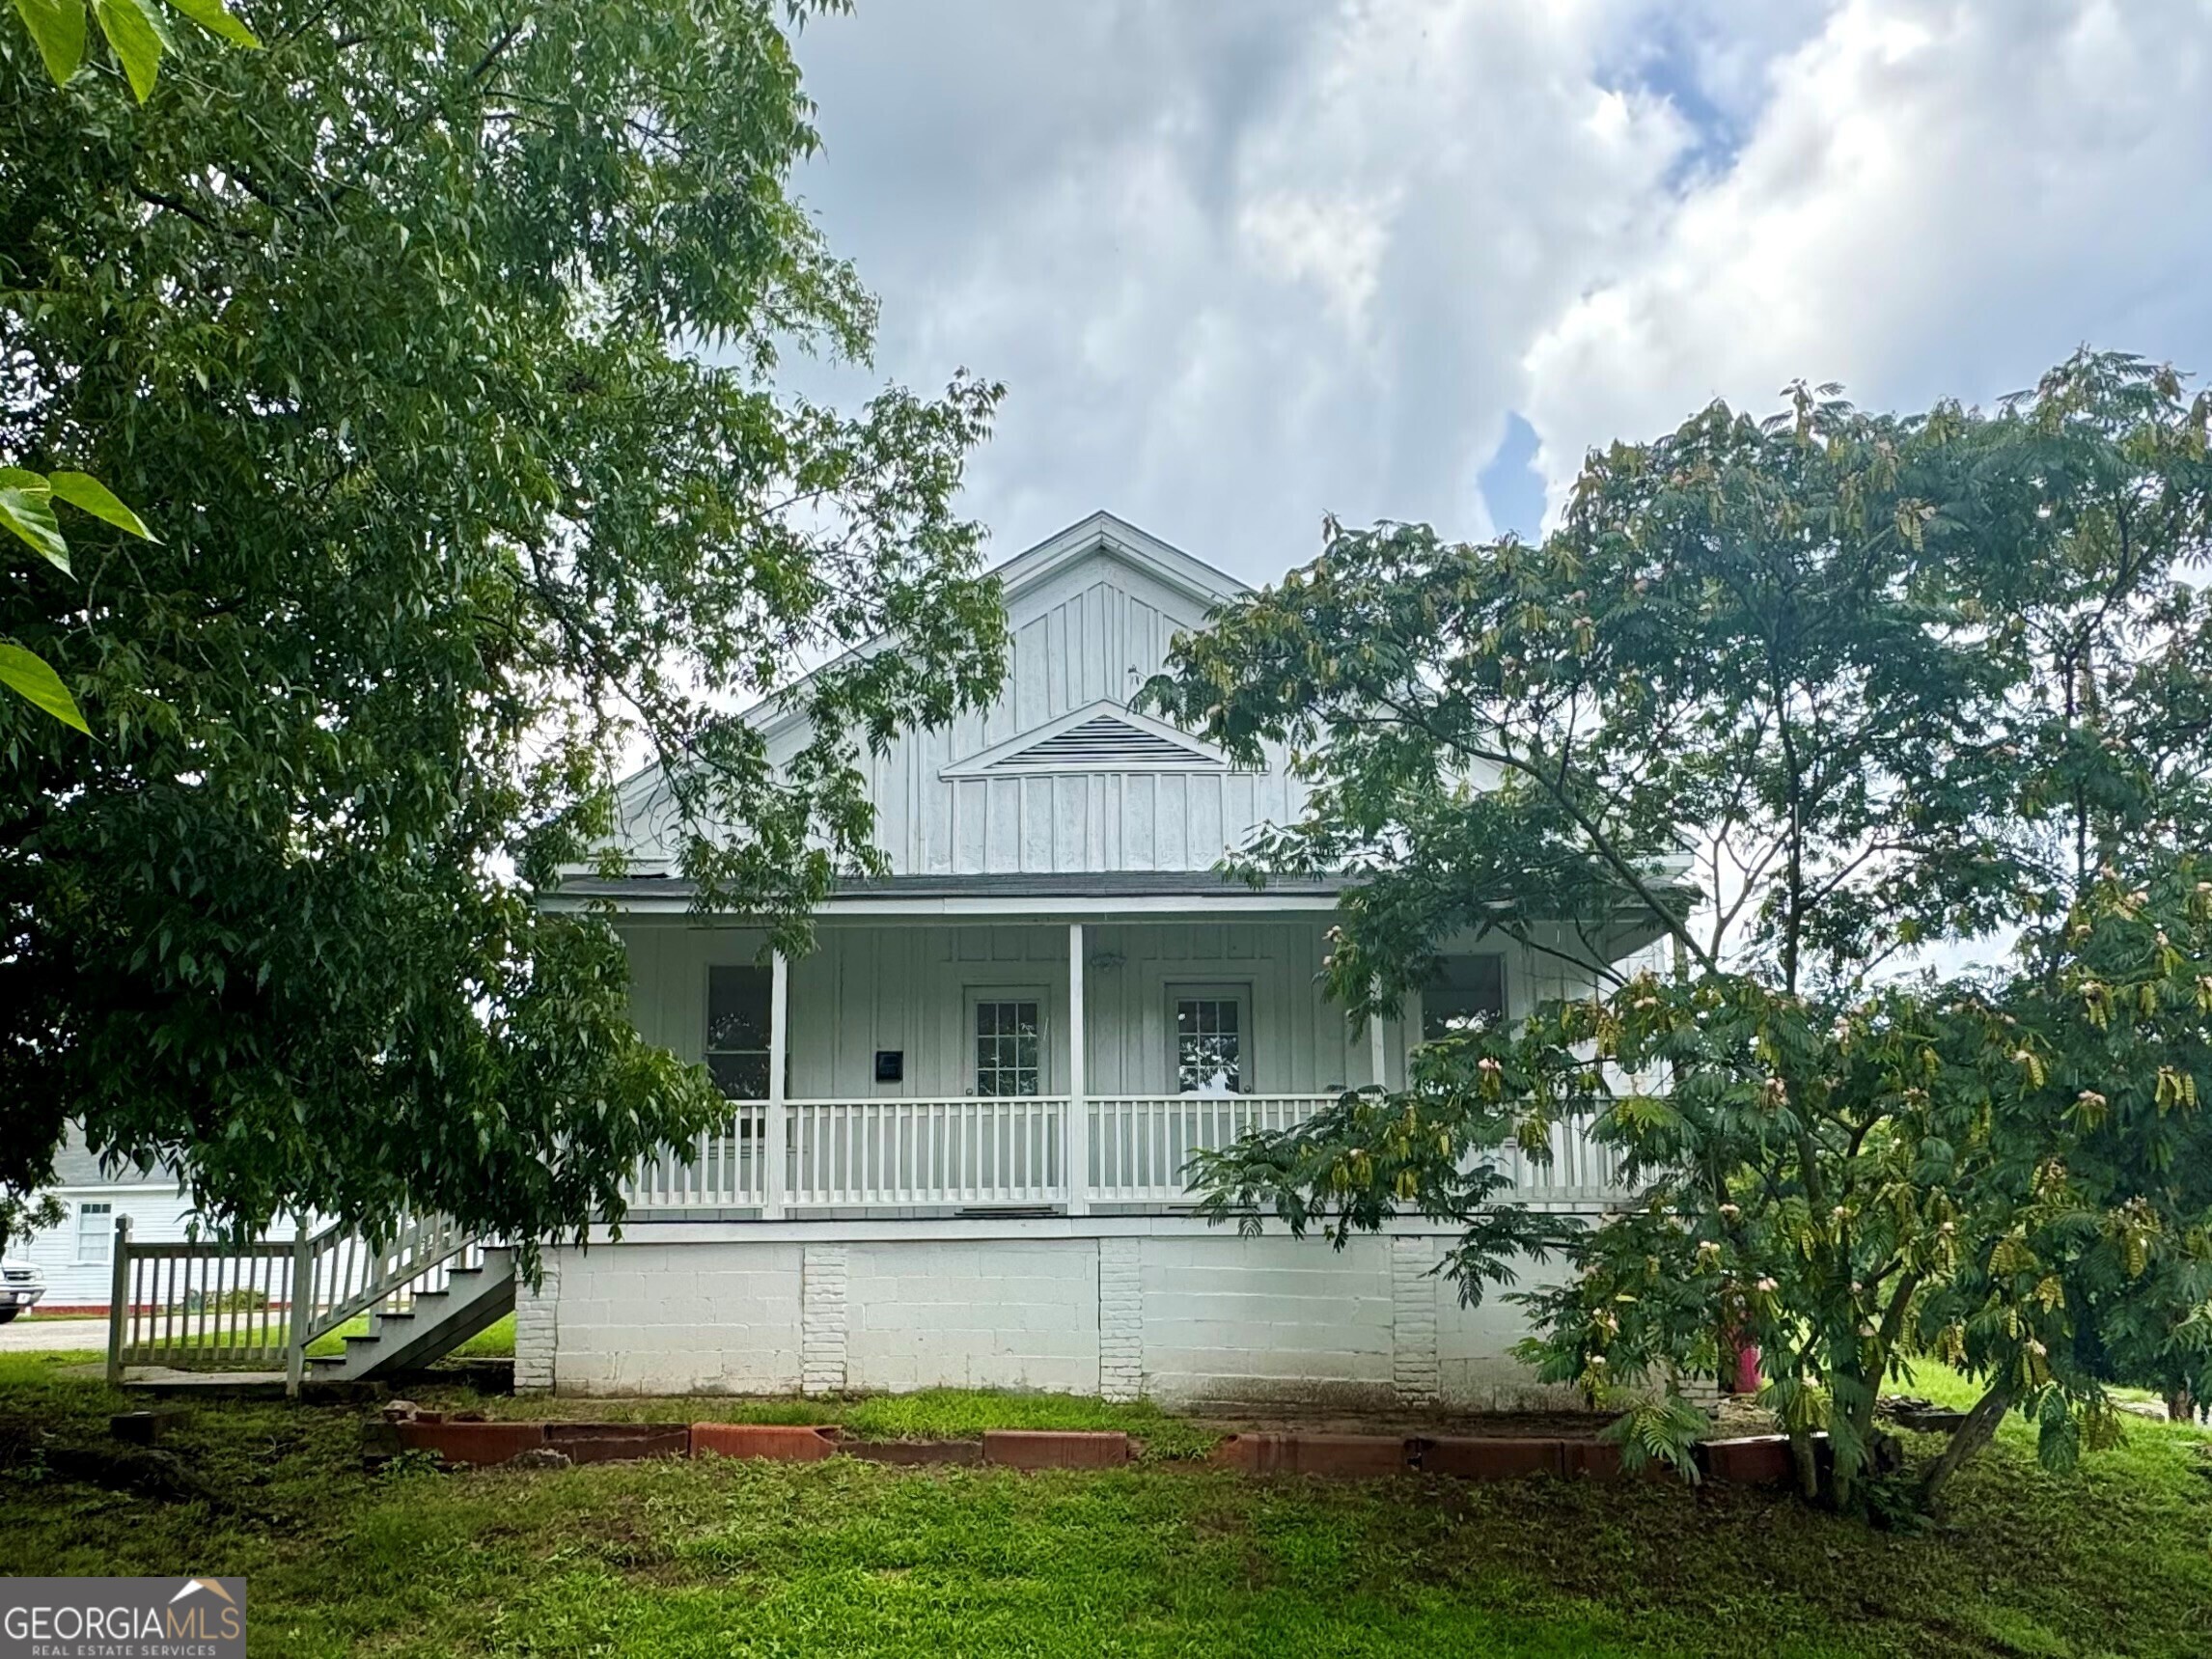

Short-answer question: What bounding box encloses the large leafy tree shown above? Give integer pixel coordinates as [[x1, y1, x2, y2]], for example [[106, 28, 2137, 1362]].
[[0, 1, 1008, 1260], [1147, 353, 2212, 1512]]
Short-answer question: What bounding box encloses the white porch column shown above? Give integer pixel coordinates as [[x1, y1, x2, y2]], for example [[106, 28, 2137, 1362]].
[[1369, 982, 1389, 1091], [763, 948, 789, 1220], [1066, 921, 1090, 1216]]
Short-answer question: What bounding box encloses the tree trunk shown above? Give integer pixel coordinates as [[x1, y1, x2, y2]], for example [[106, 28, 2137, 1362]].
[[1788, 1426, 1820, 1503], [1918, 1383, 2013, 1512], [2166, 1388, 2197, 1425]]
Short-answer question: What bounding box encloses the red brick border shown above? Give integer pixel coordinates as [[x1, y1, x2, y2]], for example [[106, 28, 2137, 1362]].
[[548, 1423, 690, 1464], [1697, 1434, 1796, 1486], [1213, 1433, 1413, 1478], [395, 1420, 547, 1466], [372, 1413, 1789, 1487], [690, 1423, 842, 1462], [982, 1429, 1129, 1469]]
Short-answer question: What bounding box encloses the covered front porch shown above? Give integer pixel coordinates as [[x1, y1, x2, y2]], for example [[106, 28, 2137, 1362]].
[[609, 894, 1626, 1219]]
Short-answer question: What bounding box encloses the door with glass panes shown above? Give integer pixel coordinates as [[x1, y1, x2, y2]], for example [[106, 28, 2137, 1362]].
[[1171, 985, 1249, 1094], [966, 989, 1047, 1095]]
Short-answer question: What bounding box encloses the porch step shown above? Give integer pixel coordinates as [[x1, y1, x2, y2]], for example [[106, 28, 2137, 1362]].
[[306, 1248, 516, 1383]]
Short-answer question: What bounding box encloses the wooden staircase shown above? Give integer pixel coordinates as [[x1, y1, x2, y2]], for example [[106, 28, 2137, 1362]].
[[306, 1246, 515, 1383], [107, 1212, 508, 1394]]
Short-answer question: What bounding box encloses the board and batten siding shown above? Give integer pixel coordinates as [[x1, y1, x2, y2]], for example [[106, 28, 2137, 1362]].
[[625, 920, 1389, 1099], [620, 553, 1311, 878], [619, 920, 1606, 1102]]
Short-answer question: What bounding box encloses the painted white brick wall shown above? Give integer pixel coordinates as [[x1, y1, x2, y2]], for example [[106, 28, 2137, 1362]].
[[844, 1239, 1099, 1395], [1097, 1236, 1143, 1402], [1390, 1235, 1440, 1405], [801, 1243, 848, 1396], [1433, 1248, 1586, 1410], [1137, 1234, 1396, 1410], [513, 1253, 558, 1393], [542, 1230, 1580, 1407], [550, 1240, 803, 1396]]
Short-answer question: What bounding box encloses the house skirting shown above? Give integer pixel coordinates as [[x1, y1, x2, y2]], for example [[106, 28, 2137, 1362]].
[[518, 1217, 1584, 1410]]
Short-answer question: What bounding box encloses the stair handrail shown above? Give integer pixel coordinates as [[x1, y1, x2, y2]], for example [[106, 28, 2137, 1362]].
[[289, 1211, 482, 1391]]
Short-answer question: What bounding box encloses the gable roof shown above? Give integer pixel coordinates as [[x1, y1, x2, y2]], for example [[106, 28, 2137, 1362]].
[[609, 511, 1246, 821], [733, 512, 1245, 749], [989, 511, 1247, 614]]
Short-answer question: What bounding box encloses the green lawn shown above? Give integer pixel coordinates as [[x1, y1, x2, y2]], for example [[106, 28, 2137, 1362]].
[[1, 1348, 2207, 1658], [305, 1312, 516, 1361]]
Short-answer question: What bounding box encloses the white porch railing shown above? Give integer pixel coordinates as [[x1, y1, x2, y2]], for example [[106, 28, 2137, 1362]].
[[791, 1096, 1067, 1207], [1088, 1093, 1329, 1205], [621, 1092, 1627, 1214], [623, 1111, 768, 1209], [105, 1210, 484, 1394]]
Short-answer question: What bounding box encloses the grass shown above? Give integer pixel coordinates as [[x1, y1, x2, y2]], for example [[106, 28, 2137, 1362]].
[[480, 1376, 1222, 1460], [65, 1311, 521, 1363], [305, 1313, 516, 1362], [1, 1346, 2208, 1658]]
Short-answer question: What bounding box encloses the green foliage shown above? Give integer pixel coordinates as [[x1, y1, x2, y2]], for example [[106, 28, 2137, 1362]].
[[1596, 1390, 1708, 1481], [0, 464, 156, 731], [0, 2, 1007, 1260], [1149, 351, 2212, 1513], [11, 0, 256, 101]]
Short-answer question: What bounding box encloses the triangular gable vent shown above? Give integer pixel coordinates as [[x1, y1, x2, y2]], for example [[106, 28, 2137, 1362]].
[[1006, 715, 1214, 769], [941, 701, 1238, 777]]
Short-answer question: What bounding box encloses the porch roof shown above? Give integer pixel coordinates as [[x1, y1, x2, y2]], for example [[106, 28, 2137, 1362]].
[[554, 870, 1347, 919]]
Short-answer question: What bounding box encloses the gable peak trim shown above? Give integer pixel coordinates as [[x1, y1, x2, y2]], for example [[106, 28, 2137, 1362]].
[[940, 700, 1237, 778]]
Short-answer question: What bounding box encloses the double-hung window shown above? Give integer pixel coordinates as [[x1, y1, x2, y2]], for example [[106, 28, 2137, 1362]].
[[77, 1201, 114, 1264]]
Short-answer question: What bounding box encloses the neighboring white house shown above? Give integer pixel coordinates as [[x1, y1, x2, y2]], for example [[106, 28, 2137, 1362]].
[[524, 512, 1658, 1406], [15, 1132, 200, 1312]]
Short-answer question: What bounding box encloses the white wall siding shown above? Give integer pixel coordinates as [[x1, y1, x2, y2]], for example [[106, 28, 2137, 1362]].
[[854, 566, 1306, 877], [622, 918, 1392, 1100], [619, 552, 1313, 877], [15, 1187, 203, 1309], [619, 918, 1629, 1104]]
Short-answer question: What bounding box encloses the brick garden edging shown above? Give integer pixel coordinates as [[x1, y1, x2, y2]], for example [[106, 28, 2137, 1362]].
[[369, 1408, 1810, 1488]]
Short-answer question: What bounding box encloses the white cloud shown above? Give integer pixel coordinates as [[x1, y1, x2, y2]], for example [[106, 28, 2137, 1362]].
[[780, 0, 2212, 578], [1523, 0, 2212, 511]]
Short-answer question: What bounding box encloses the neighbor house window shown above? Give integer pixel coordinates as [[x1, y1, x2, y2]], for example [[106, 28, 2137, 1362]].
[[1421, 954, 1507, 1039], [705, 965, 773, 1098], [973, 998, 1043, 1096], [77, 1201, 114, 1264], [1173, 987, 1249, 1094]]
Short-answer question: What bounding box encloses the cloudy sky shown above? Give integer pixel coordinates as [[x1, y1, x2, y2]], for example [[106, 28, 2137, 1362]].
[[779, 0, 2212, 584]]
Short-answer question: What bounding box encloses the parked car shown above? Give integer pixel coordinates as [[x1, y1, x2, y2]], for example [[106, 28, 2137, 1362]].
[[0, 1258, 45, 1322]]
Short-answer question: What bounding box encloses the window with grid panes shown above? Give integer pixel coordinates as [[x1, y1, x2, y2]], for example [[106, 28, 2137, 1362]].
[[974, 999, 1042, 1095], [77, 1201, 114, 1264], [1175, 995, 1244, 1093]]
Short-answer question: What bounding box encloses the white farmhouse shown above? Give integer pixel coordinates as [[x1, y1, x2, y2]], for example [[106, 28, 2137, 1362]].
[[507, 512, 1655, 1408]]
